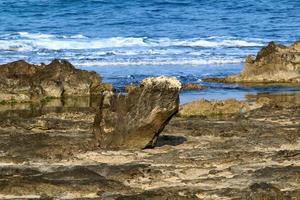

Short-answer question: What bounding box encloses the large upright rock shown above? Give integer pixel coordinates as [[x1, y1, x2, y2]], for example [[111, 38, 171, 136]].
[[0, 59, 103, 103], [93, 76, 181, 149], [206, 41, 300, 84]]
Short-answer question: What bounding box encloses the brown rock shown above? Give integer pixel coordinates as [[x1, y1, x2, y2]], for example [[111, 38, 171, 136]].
[[0, 59, 103, 103], [292, 41, 300, 50], [178, 98, 248, 117], [244, 182, 285, 200], [93, 76, 181, 150], [205, 41, 300, 84], [181, 83, 206, 91], [125, 84, 138, 93]]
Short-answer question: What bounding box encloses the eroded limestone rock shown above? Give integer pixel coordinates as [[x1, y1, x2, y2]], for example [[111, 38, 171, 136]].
[[93, 76, 181, 149], [178, 99, 248, 118], [0, 59, 103, 103], [206, 41, 300, 84]]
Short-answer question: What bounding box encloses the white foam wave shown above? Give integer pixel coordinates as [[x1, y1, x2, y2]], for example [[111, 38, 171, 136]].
[[0, 38, 146, 51], [185, 39, 262, 47], [18, 32, 87, 39], [0, 40, 33, 51], [147, 38, 263, 48], [29, 37, 145, 50], [76, 58, 243, 66], [152, 38, 263, 48], [63, 34, 87, 39], [18, 32, 55, 39], [0, 33, 264, 51], [91, 48, 187, 56]]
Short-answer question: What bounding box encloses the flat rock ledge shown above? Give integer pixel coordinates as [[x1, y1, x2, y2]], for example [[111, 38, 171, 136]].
[[181, 83, 206, 91], [93, 76, 181, 150], [205, 41, 300, 84], [0, 59, 103, 103]]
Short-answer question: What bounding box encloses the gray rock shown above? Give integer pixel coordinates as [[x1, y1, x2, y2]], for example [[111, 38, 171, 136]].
[[93, 76, 181, 149]]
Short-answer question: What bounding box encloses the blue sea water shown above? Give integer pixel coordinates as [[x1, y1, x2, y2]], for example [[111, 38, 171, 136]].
[[0, 0, 299, 103]]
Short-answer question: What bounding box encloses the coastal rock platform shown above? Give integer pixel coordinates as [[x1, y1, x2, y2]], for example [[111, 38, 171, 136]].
[[0, 92, 299, 199]]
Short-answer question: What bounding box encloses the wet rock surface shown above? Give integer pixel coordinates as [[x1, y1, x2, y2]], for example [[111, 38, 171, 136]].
[[0, 92, 299, 199], [93, 76, 181, 150], [205, 41, 300, 84], [0, 59, 103, 103]]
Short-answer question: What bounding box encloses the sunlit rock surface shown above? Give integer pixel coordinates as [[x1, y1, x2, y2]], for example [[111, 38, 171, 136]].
[[206, 41, 300, 84], [93, 76, 181, 150], [0, 59, 103, 103], [0, 92, 299, 199]]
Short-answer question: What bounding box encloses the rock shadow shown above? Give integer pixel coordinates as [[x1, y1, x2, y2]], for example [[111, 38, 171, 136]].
[[155, 135, 187, 147]]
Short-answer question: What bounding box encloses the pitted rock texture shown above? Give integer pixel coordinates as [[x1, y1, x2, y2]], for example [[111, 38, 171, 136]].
[[0, 59, 102, 103], [93, 76, 181, 150], [206, 41, 300, 84]]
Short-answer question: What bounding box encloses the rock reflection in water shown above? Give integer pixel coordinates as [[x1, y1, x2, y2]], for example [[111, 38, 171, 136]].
[[0, 96, 101, 119]]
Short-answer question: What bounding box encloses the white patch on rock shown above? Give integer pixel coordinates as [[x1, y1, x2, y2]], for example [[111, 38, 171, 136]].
[[141, 76, 182, 89]]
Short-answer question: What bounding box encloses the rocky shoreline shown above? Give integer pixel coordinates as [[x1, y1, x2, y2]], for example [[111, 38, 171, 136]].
[[205, 41, 300, 84], [0, 41, 300, 199], [0, 92, 299, 199]]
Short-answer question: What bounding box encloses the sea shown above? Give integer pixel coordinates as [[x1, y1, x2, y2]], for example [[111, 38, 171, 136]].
[[0, 0, 299, 103]]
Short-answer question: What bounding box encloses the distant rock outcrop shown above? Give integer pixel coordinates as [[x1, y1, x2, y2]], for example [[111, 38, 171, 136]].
[[0, 59, 103, 103], [206, 41, 300, 84], [181, 83, 206, 90], [178, 99, 248, 118], [93, 76, 181, 150]]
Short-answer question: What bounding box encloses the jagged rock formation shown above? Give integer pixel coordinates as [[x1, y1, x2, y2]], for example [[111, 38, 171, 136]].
[[206, 41, 300, 84], [0, 59, 103, 103], [93, 76, 181, 149]]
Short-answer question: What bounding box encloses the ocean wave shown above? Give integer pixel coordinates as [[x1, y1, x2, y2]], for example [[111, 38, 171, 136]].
[[18, 32, 55, 39], [0, 40, 33, 51], [75, 58, 243, 66], [149, 38, 263, 48], [18, 32, 87, 40], [90, 48, 189, 56], [0, 32, 265, 51], [184, 39, 262, 47], [63, 34, 87, 39]]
